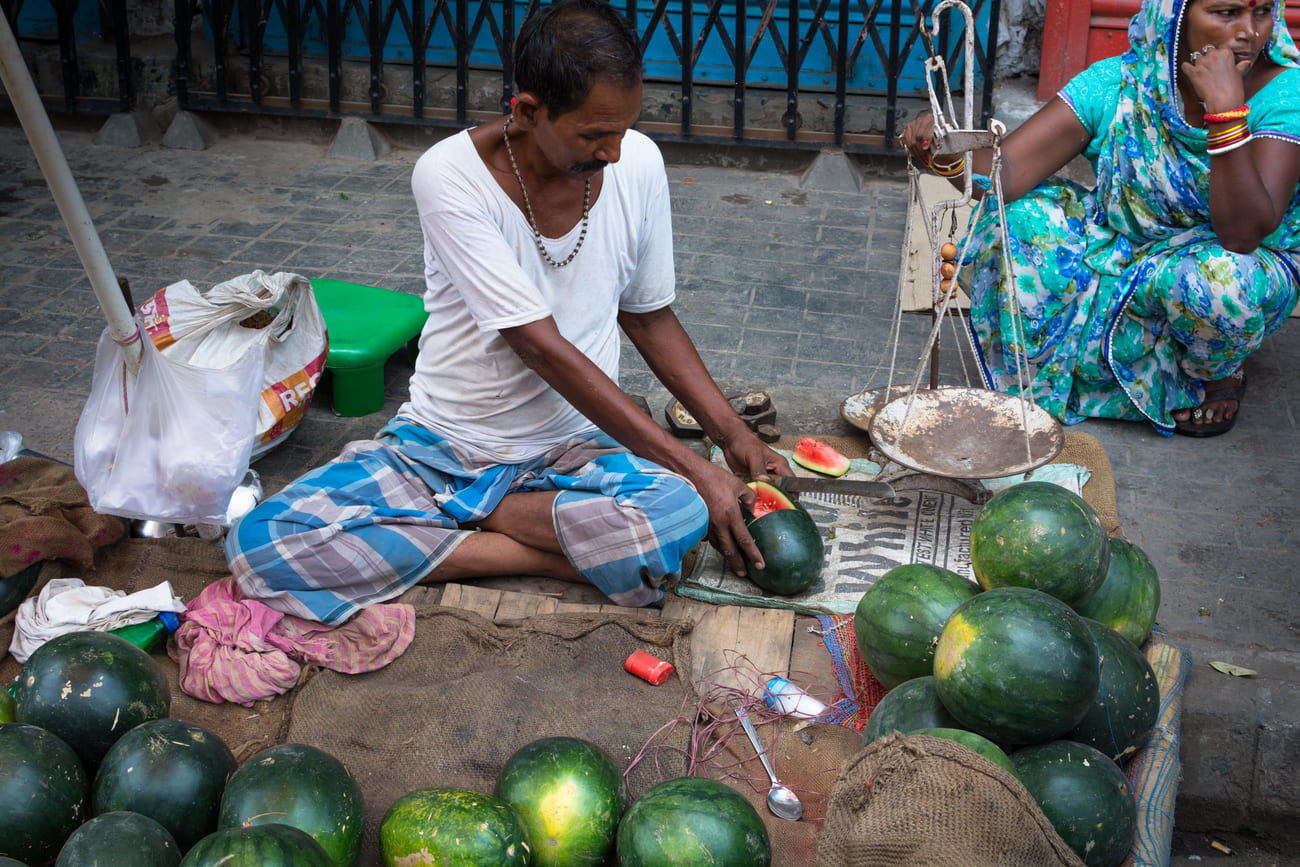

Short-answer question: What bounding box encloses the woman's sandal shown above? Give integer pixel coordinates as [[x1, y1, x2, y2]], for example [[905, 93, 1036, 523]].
[[1174, 374, 1246, 438]]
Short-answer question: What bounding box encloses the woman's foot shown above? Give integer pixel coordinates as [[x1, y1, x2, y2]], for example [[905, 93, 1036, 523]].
[[1172, 372, 1246, 437]]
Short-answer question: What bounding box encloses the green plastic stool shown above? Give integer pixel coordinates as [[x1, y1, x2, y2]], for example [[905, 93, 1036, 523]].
[[312, 278, 428, 417]]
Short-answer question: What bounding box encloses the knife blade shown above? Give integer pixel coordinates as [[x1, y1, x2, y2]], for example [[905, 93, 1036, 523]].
[[766, 475, 896, 500]]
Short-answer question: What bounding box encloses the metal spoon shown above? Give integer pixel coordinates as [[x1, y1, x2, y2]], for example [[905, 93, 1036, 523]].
[[735, 708, 804, 821]]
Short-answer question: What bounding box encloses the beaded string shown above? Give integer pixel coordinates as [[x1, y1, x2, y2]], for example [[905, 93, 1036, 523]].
[[502, 116, 591, 268]]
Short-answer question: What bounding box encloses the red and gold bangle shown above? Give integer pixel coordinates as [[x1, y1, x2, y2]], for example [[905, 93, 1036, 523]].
[[931, 156, 966, 178], [1208, 129, 1252, 156], [1207, 122, 1249, 145], [1204, 104, 1250, 124]]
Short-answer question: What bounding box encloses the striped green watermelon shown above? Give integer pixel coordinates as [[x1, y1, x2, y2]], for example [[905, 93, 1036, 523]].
[[380, 788, 529, 866], [14, 630, 170, 766], [1065, 619, 1159, 763], [970, 482, 1110, 607], [0, 723, 89, 864], [179, 824, 334, 866], [1073, 538, 1161, 647], [494, 736, 625, 867], [861, 675, 962, 746], [616, 777, 770, 867], [93, 718, 237, 851], [909, 728, 1016, 775], [1012, 740, 1137, 867], [55, 811, 180, 867], [853, 564, 979, 689], [933, 587, 1099, 745], [218, 744, 363, 867]]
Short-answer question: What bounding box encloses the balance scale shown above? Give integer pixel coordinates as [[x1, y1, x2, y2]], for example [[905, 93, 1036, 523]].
[[841, 0, 1063, 481]]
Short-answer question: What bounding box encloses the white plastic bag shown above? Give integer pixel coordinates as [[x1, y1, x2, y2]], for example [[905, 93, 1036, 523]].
[[74, 323, 264, 524], [136, 270, 328, 458]]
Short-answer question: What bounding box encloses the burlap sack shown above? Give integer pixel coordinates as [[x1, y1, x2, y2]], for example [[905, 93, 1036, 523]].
[[817, 733, 1086, 867]]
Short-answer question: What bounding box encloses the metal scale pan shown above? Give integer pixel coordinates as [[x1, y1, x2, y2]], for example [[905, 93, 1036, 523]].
[[867, 387, 1063, 479], [838, 1, 1064, 482]]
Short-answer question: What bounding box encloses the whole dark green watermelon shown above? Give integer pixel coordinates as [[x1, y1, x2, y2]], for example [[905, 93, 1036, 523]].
[[853, 564, 979, 689], [933, 587, 1099, 745], [55, 811, 180, 867], [616, 777, 770, 867], [970, 481, 1110, 606], [1012, 740, 1138, 867], [93, 718, 237, 851], [1065, 619, 1159, 762], [861, 675, 962, 746], [380, 787, 529, 867], [0, 723, 89, 864], [1073, 537, 1161, 647], [218, 744, 363, 867], [494, 736, 625, 867], [179, 824, 334, 867], [14, 630, 170, 766]]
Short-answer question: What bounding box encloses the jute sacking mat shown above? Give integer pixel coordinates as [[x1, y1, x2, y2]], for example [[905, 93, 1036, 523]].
[[286, 606, 698, 867]]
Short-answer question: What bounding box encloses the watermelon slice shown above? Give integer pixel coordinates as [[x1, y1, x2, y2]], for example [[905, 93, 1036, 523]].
[[791, 437, 850, 476]]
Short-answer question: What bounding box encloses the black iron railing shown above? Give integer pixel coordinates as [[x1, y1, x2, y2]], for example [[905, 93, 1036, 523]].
[[1, 0, 135, 114], [5, 0, 1001, 153]]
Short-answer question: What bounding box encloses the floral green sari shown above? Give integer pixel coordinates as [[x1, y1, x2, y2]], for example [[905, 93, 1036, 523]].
[[965, 0, 1300, 433]]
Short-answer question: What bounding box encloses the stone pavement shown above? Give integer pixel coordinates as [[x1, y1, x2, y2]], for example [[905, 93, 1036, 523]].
[[0, 117, 1297, 856]]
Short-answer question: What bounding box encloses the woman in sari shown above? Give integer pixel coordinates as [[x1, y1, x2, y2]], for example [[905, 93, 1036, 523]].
[[902, 0, 1300, 436]]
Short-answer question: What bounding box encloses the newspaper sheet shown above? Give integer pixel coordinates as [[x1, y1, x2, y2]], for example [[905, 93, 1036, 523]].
[[681, 455, 1088, 614]]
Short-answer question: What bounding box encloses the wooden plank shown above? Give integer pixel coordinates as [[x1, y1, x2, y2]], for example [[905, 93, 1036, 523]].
[[555, 601, 614, 615], [790, 615, 843, 707], [664, 595, 796, 699], [494, 592, 560, 621], [435, 583, 659, 623], [440, 583, 503, 620]]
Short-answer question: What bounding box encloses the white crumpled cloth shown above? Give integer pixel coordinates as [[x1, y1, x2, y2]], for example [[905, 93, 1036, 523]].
[[10, 577, 188, 663]]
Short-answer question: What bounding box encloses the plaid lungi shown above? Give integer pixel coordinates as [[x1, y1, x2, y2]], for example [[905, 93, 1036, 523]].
[[226, 419, 708, 624]]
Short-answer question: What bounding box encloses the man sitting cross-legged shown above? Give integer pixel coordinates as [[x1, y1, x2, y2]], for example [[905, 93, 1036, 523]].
[[225, 0, 792, 625]]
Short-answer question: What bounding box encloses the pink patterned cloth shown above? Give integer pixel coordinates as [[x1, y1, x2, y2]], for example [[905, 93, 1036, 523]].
[[170, 576, 415, 706]]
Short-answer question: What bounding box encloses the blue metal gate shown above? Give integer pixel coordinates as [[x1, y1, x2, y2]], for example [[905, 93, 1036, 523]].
[[3, 0, 1001, 153]]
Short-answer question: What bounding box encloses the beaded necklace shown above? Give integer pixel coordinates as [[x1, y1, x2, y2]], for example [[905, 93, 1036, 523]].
[[502, 117, 591, 268]]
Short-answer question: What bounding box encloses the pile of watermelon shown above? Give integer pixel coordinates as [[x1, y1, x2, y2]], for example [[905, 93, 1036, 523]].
[[380, 735, 772, 867], [853, 481, 1162, 867], [0, 630, 364, 866]]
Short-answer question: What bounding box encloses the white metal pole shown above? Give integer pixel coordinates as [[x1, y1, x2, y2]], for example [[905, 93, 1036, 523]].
[[0, 11, 141, 371]]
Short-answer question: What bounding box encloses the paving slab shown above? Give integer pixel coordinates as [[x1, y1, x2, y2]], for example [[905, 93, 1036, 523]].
[[0, 118, 1297, 854]]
